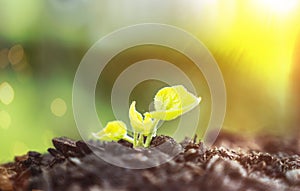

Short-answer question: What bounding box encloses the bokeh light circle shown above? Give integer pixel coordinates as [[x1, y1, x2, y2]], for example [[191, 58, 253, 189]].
[[73, 23, 226, 169], [50, 98, 67, 117]]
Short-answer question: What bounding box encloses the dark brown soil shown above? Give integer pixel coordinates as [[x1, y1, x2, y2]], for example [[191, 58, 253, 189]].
[[0, 132, 299, 191]]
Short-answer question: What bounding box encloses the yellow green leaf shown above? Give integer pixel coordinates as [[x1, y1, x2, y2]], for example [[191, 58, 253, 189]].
[[129, 101, 155, 135], [150, 85, 201, 120], [92, 120, 127, 141]]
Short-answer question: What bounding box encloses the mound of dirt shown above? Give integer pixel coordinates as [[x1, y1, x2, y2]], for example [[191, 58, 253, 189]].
[[0, 133, 299, 191]]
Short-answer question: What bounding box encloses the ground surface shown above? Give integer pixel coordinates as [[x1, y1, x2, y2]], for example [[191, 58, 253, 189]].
[[0, 132, 299, 191]]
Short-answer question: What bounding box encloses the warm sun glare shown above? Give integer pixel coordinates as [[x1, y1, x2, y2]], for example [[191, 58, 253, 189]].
[[262, 0, 298, 13]]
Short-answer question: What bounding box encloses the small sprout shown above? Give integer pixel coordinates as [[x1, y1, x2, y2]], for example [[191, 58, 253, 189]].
[[93, 85, 201, 148], [92, 121, 133, 143], [129, 101, 158, 146], [129, 101, 156, 135]]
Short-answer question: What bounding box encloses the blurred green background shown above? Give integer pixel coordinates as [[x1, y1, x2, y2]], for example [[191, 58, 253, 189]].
[[1, 0, 300, 162]]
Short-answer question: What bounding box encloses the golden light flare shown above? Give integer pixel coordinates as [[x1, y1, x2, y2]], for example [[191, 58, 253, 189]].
[[50, 98, 67, 117], [0, 82, 15, 105], [230, 0, 300, 100], [190, 0, 300, 133], [218, 0, 300, 97]]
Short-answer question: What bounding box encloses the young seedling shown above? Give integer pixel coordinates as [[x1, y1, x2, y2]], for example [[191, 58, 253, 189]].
[[129, 101, 158, 147], [93, 85, 201, 148]]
